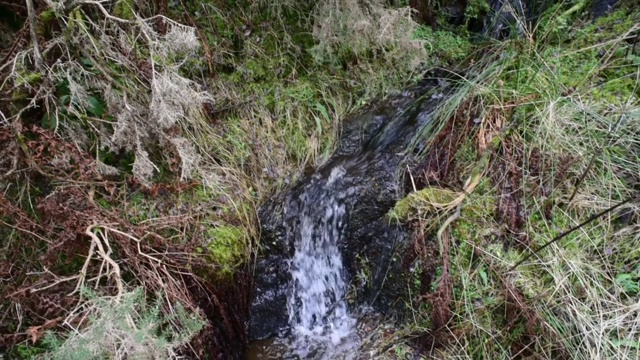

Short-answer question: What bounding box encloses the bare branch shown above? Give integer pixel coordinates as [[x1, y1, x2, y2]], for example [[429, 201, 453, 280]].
[[25, 0, 43, 71]]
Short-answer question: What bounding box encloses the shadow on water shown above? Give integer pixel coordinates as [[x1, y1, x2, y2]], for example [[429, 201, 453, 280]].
[[244, 339, 287, 360]]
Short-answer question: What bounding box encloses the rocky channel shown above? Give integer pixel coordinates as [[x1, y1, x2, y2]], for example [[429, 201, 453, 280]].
[[248, 74, 452, 358]]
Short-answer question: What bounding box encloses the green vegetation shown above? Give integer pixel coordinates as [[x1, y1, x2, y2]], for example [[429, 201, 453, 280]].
[[1, 0, 432, 357], [413, 25, 473, 65], [389, 186, 461, 221], [0, 0, 638, 358], [43, 288, 205, 360], [379, 3, 640, 360], [204, 225, 247, 274]]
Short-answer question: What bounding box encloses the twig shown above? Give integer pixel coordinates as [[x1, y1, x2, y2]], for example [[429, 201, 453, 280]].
[[76, 0, 134, 24], [509, 196, 637, 271], [25, 0, 43, 71], [70, 226, 97, 296], [0, 219, 51, 244], [103, 226, 162, 264], [32, 275, 80, 293], [73, 224, 124, 301], [91, 227, 124, 300], [567, 151, 598, 204]]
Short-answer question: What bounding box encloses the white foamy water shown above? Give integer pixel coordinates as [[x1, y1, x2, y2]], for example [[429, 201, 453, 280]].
[[286, 166, 358, 358]]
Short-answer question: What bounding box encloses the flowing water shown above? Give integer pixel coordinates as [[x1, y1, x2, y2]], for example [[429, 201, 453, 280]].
[[285, 166, 358, 358], [248, 85, 449, 359], [246, 165, 360, 359]]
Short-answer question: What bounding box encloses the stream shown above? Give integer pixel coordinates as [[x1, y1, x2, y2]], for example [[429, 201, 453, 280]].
[[247, 78, 451, 359], [249, 165, 364, 359]]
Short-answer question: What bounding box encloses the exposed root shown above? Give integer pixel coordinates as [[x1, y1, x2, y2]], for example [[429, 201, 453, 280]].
[[78, 224, 124, 301]]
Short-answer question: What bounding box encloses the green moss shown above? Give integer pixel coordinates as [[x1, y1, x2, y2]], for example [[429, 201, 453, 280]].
[[205, 225, 246, 274], [464, 0, 490, 20], [574, 9, 639, 47], [11, 71, 43, 90], [113, 0, 135, 20], [40, 9, 55, 23], [11, 90, 29, 101], [413, 26, 473, 64], [452, 177, 496, 241], [390, 187, 460, 221]]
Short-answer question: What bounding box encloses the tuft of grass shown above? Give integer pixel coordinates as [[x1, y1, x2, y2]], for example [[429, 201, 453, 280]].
[[389, 187, 461, 222]]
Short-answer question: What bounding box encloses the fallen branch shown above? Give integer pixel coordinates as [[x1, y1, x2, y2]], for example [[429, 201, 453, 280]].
[[103, 226, 162, 264], [73, 224, 124, 301]]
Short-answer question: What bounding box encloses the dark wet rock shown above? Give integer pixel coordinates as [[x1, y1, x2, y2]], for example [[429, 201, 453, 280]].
[[344, 220, 413, 312], [592, 0, 619, 20], [249, 76, 450, 341], [248, 205, 291, 340], [249, 253, 291, 340], [484, 0, 528, 39]]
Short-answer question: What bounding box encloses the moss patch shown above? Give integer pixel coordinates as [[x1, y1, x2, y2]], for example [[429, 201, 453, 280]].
[[389, 186, 460, 221], [204, 225, 246, 275]]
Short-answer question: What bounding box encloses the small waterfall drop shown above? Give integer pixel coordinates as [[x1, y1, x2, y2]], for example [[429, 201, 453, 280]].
[[248, 81, 448, 359], [285, 166, 358, 358]]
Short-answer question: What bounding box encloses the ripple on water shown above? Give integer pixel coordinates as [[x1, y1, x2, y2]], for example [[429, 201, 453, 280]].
[[245, 332, 361, 360]]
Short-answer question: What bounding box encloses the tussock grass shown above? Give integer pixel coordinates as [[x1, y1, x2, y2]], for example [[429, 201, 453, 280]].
[[186, 0, 430, 192], [382, 5, 640, 360]]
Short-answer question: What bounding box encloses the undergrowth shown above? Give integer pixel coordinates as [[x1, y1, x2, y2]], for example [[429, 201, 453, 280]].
[[1, 0, 637, 358], [0, 0, 439, 357], [42, 288, 205, 360], [379, 4, 639, 360]]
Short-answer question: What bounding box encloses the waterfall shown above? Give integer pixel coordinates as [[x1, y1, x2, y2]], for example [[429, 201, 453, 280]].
[[285, 166, 357, 358], [249, 82, 447, 359]]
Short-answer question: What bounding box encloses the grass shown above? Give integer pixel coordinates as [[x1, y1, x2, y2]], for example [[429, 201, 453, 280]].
[[0, 0, 436, 357], [375, 4, 640, 359]]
